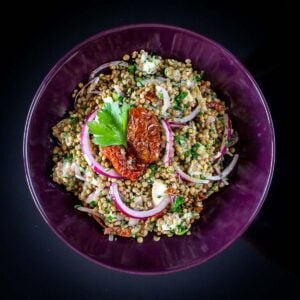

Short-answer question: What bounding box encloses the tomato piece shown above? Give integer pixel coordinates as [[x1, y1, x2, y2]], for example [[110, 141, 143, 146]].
[[127, 106, 161, 164], [104, 227, 131, 237], [102, 145, 146, 181], [144, 91, 157, 102], [207, 100, 225, 112]]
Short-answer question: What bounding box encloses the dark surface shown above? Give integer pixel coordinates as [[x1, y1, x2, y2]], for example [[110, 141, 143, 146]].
[[1, 1, 298, 299]]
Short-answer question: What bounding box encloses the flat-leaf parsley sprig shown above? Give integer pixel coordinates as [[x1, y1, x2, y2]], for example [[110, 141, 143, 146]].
[[87, 102, 130, 148]]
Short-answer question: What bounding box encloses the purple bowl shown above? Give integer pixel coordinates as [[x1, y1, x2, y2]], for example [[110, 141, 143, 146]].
[[23, 24, 275, 274]]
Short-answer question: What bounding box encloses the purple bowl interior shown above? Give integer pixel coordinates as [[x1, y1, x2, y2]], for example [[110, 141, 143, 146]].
[[24, 24, 274, 274]]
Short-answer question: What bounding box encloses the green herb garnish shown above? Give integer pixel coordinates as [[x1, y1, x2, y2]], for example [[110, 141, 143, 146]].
[[89, 200, 98, 208], [63, 153, 73, 162], [192, 74, 202, 82], [135, 77, 144, 87], [87, 102, 130, 148], [174, 135, 185, 145], [128, 64, 136, 74], [191, 143, 201, 159], [107, 214, 115, 221], [158, 91, 164, 100], [176, 224, 189, 235], [70, 116, 79, 125], [149, 163, 157, 178], [171, 196, 184, 213], [112, 92, 123, 102], [174, 91, 188, 110]]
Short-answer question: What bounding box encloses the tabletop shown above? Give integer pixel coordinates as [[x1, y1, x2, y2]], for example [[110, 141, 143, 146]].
[[1, 1, 298, 299]]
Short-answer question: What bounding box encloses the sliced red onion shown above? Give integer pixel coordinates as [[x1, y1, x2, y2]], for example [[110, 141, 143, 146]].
[[172, 105, 201, 124], [76, 206, 102, 217], [134, 196, 143, 206], [80, 110, 123, 178], [86, 189, 101, 203], [75, 77, 99, 106], [213, 113, 232, 160], [169, 121, 185, 128], [89, 61, 128, 80], [161, 119, 173, 166], [175, 165, 209, 184], [176, 172, 183, 183], [156, 76, 167, 82], [74, 164, 85, 181], [155, 86, 170, 114], [206, 154, 239, 181], [170, 195, 176, 203], [214, 166, 229, 185], [110, 183, 170, 219], [143, 77, 167, 85]]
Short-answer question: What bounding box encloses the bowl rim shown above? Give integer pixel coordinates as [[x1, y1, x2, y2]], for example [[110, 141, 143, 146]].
[[23, 23, 276, 275]]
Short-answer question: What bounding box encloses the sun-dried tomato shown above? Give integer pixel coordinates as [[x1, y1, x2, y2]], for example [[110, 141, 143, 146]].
[[127, 106, 161, 164], [144, 91, 157, 102], [207, 100, 225, 112], [104, 226, 131, 237], [102, 145, 146, 181]]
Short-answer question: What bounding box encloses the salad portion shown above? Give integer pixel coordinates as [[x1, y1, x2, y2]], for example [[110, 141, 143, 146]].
[[52, 50, 238, 242]]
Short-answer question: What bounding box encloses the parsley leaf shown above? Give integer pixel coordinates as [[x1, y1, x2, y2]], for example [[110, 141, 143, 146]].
[[147, 163, 157, 183], [87, 102, 130, 148], [176, 224, 189, 235], [70, 116, 79, 125], [89, 200, 98, 208], [112, 92, 123, 102], [192, 74, 202, 82], [171, 196, 184, 213], [191, 143, 200, 159], [174, 91, 188, 110], [135, 77, 144, 87], [128, 64, 136, 74], [63, 153, 73, 162], [174, 135, 185, 145]]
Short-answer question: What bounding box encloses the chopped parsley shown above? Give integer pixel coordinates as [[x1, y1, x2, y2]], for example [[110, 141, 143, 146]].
[[70, 116, 79, 125], [174, 91, 188, 110], [171, 196, 184, 213], [174, 135, 185, 145], [176, 224, 189, 236], [158, 91, 164, 100], [107, 214, 116, 222], [87, 102, 130, 148], [135, 77, 144, 87], [63, 153, 73, 162], [89, 200, 98, 208], [128, 64, 136, 74], [192, 74, 202, 82], [191, 143, 201, 159], [112, 92, 123, 102], [147, 163, 157, 183]]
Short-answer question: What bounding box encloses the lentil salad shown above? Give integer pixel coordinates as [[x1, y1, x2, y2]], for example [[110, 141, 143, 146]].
[[51, 50, 239, 243]]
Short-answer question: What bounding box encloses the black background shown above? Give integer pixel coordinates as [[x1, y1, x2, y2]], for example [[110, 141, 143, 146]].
[[1, 1, 299, 299]]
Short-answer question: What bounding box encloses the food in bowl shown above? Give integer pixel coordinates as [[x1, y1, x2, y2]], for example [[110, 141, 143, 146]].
[[51, 50, 239, 242]]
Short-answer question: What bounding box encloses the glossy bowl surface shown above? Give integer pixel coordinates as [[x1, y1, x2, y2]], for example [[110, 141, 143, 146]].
[[24, 24, 275, 274]]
